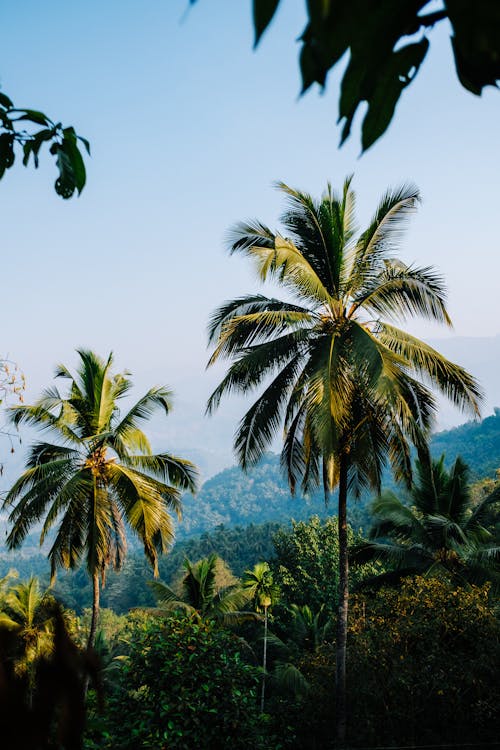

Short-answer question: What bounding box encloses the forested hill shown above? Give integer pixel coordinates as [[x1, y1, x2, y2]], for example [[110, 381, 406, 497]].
[[178, 412, 500, 538], [431, 409, 500, 479], [2, 413, 500, 551]]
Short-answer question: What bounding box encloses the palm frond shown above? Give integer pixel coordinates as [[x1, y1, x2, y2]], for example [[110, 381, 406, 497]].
[[207, 295, 311, 346], [121, 453, 198, 494], [207, 330, 309, 413], [234, 354, 306, 469], [377, 323, 482, 417], [348, 183, 420, 294], [352, 261, 452, 326]]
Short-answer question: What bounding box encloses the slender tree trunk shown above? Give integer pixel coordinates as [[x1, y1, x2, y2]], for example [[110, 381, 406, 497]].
[[260, 604, 268, 713], [335, 454, 349, 747], [87, 572, 100, 651], [84, 572, 100, 697]]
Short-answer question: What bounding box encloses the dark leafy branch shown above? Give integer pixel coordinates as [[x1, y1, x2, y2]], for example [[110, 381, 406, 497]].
[[192, 0, 500, 151], [0, 91, 89, 198]]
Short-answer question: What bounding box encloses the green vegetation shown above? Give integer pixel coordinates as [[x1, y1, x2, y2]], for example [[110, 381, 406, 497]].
[[354, 452, 500, 590], [0, 90, 88, 197], [86, 614, 263, 750], [0, 469, 497, 748], [346, 577, 499, 747], [2, 350, 198, 649], [273, 516, 381, 616], [195, 1, 500, 151], [206, 177, 480, 743]]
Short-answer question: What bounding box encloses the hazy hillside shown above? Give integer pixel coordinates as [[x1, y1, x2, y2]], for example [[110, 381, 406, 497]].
[[2, 413, 500, 559], [177, 412, 500, 538], [432, 409, 500, 479]]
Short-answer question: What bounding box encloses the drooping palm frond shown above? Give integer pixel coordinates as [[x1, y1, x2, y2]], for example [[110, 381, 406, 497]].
[[377, 323, 482, 416]]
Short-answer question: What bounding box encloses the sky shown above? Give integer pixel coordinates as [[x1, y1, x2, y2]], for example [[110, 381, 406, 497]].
[[1, 1, 500, 478]]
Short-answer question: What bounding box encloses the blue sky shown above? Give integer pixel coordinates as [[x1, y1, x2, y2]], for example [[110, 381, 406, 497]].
[[1, 1, 500, 476]]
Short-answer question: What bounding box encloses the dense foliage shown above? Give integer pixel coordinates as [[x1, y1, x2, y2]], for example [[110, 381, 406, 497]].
[[347, 577, 499, 746], [267, 577, 499, 749], [88, 614, 263, 750], [272, 516, 382, 615]]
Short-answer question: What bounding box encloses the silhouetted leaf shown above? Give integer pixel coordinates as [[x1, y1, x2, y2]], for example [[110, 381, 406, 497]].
[[253, 0, 280, 46], [360, 38, 429, 151]]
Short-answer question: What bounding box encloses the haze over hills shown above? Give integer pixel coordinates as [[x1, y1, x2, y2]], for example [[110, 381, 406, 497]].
[[1, 334, 499, 550], [111, 334, 500, 481], [120, 334, 500, 478], [3, 409, 500, 560], [2, 335, 499, 487]]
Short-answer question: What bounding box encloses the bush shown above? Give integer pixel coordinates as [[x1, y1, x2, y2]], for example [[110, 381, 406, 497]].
[[86, 614, 263, 749], [347, 576, 500, 746], [264, 577, 499, 748]]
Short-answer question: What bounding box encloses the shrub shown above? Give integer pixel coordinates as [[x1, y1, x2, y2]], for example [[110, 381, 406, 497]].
[[87, 614, 262, 749]]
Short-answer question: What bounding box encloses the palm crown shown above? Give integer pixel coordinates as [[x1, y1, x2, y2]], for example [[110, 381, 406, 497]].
[[207, 178, 481, 496], [148, 554, 255, 625]]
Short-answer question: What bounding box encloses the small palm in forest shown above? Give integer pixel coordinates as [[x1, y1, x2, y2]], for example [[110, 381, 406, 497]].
[[149, 554, 256, 626], [3, 350, 198, 649], [354, 453, 500, 590], [0, 576, 56, 689]]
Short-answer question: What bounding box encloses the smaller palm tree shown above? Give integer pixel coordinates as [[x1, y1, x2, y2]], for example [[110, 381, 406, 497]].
[[243, 562, 279, 712], [148, 554, 257, 626], [353, 453, 500, 590], [3, 350, 198, 651], [0, 577, 58, 699], [259, 604, 332, 701]]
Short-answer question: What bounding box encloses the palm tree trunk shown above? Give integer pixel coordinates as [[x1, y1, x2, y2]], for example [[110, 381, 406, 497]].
[[260, 604, 268, 713], [83, 572, 100, 698], [335, 453, 349, 747], [87, 571, 100, 651]]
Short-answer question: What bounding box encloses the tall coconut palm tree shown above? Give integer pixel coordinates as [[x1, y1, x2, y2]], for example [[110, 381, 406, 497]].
[[206, 178, 481, 744], [353, 453, 500, 590], [3, 350, 198, 650]]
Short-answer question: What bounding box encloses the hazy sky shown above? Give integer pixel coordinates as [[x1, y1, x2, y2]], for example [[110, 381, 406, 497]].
[[1, 1, 499, 477]]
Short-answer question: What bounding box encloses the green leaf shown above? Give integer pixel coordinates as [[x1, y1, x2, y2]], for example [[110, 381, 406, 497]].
[[62, 128, 87, 193], [253, 0, 281, 46], [10, 109, 51, 126], [0, 133, 15, 179], [447, 0, 500, 95], [361, 38, 429, 152], [78, 135, 91, 155], [0, 92, 13, 109]]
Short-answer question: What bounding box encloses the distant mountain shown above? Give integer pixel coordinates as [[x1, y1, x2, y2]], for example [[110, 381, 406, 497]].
[[431, 409, 500, 479], [2, 412, 500, 561], [176, 412, 500, 538]]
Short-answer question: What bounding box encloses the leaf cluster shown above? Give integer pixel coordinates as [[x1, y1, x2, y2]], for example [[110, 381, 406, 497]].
[[0, 90, 89, 198], [195, 1, 500, 151]]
